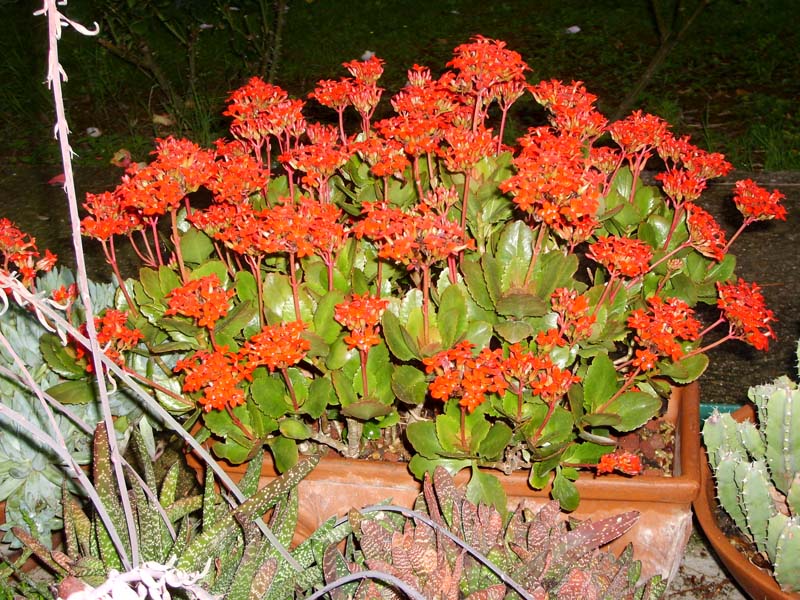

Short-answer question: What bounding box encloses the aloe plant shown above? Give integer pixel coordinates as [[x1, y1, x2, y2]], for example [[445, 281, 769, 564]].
[[703, 339, 800, 593]]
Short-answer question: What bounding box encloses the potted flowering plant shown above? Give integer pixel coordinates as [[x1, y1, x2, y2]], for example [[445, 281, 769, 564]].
[[38, 35, 784, 580]]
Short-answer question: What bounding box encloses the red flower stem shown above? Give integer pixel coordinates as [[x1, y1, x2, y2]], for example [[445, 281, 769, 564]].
[[288, 253, 302, 322], [447, 254, 457, 285], [427, 152, 437, 188], [722, 220, 750, 256], [698, 317, 725, 339], [376, 260, 383, 296], [104, 239, 138, 318], [497, 107, 510, 154], [359, 348, 370, 398], [132, 229, 156, 266], [281, 366, 300, 412], [338, 108, 347, 148], [592, 274, 618, 318], [382, 177, 389, 201], [523, 225, 547, 287], [531, 398, 559, 445], [460, 405, 468, 451], [121, 365, 193, 411], [169, 209, 187, 282], [460, 171, 472, 232], [597, 375, 638, 414], [471, 91, 484, 132], [412, 156, 424, 200], [684, 332, 734, 360], [421, 265, 431, 345], [516, 386, 524, 421], [225, 404, 254, 440], [662, 203, 686, 252], [603, 156, 627, 198], [324, 254, 335, 292], [248, 256, 265, 327], [646, 241, 689, 276], [150, 218, 164, 266]]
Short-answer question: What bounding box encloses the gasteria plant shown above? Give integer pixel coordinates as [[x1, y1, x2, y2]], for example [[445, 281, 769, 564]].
[[32, 36, 784, 510]]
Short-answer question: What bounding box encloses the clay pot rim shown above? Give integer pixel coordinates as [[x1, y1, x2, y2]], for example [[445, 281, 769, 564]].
[[694, 404, 800, 600]]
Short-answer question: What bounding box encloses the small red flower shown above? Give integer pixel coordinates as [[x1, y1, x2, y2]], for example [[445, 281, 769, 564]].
[[165, 274, 235, 329], [597, 451, 643, 476], [334, 293, 389, 352], [733, 179, 787, 224], [587, 236, 653, 278], [717, 279, 776, 351]]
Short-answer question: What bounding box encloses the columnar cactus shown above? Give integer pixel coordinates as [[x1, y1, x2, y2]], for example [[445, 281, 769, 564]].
[[703, 340, 800, 593]]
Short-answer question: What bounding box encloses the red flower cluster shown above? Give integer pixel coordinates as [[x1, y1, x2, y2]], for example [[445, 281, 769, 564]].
[[628, 296, 701, 362], [165, 274, 235, 329], [685, 203, 728, 261], [587, 236, 653, 279], [596, 451, 643, 475], [503, 343, 581, 403], [733, 179, 787, 224], [334, 293, 389, 352], [94, 309, 143, 366], [0, 218, 57, 287], [536, 288, 596, 349], [717, 279, 777, 351], [423, 341, 508, 412], [175, 348, 246, 412], [241, 320, 310, 373], [499, 128, 601, 245], [354, 201, 472, 270], [528, 79, 607, 139]]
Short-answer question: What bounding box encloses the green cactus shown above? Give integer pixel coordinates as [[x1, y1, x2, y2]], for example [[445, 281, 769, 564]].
[[702, 338, 800, 593]]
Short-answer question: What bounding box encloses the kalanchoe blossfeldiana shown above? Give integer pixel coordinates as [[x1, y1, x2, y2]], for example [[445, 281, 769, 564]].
[[11, 36, 783, 512]]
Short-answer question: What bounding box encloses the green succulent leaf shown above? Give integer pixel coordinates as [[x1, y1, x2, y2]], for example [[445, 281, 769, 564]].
[[602, 391, 662, 432], [465, 466, 507, 516]]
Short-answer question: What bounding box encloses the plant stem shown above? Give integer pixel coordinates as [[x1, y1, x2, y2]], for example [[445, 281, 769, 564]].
[[281, 366, 299, 412]]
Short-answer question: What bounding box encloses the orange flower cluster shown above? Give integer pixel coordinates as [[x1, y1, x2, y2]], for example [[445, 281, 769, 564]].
[[0, 218, 57, 286], [499, 127, 601, 245], [717, 279, 777, 351], [424, 341, 583, 411], [423, 341, 508, 412], [587, 236, 653, 279], [334, 293, 389, 352], [596, 451, 643, 476], [529, 79, 607, 139], [241, 320, 310, 373], [354, 201, 472, 270], [536, 288, 596, 349], [224, 78, 306, 148], [628, 296, 701, 362], [94, 309, 143, 366], [685, 202, 728, 261], [447, 36, 528, 102], [174, 348, 246, 412], [165, 274, 235, 329], [503, 343, 581, 404], [733, 179, 788, 224]]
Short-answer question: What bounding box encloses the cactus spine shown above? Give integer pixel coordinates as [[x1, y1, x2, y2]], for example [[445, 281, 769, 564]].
[[702, 339, 800, 593]]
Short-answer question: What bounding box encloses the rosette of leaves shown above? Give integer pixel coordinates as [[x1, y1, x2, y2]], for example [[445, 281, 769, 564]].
[[11, 424, 350, 600], [323, 466, 666, 599], [404, 166, 729, 511], [0, 267, 142, 548]]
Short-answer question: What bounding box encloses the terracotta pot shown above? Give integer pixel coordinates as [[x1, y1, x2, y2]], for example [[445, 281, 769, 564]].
[[190, 383, 701, 585], [694, 404, 800, 600]]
